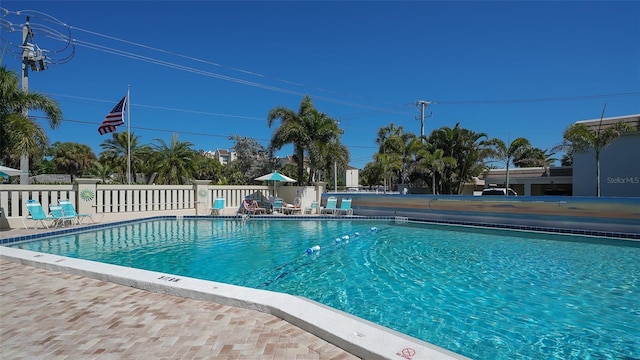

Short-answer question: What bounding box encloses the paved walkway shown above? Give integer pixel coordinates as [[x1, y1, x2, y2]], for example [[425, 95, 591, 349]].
[[0, 259, 359, 359]]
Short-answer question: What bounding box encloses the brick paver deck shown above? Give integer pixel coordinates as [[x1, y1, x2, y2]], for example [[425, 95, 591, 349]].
[[0, 260, 359, 359]]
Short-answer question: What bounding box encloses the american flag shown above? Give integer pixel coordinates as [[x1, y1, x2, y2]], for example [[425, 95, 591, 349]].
[[98, 95, 127, 135]]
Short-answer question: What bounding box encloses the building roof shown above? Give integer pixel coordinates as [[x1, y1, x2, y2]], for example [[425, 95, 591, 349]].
[[576, 114, 640, 132], [482, 166, 572, 179]]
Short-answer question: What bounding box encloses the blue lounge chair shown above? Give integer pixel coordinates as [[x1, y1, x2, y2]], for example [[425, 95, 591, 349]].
[[59, 199, 94, 224], [321, 196, 337, 215], [22, 200, 54, 229], [49, 204, 76, 227], [335, 198, 353, 216], [210, 197, 225, 215]]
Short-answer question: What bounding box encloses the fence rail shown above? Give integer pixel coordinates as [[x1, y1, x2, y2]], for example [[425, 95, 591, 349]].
[[0, 181, 275, 229]]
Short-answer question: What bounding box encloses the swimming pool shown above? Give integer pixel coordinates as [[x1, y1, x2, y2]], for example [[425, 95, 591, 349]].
[[8, 218, 640, 359]]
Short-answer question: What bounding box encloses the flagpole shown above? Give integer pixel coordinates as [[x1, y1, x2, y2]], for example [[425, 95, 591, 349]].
[[127, 85, 131, 185]]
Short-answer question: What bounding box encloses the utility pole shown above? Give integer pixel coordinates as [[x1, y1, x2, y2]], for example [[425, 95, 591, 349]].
[[19, 16, 48, 184], [20, 17, 34, 185], [415, 100, 432, 141]]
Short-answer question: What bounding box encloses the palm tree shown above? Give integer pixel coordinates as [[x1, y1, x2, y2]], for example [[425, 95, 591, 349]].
[[267, 96, 344, 185], [416, 147, 457, 195], [307, 108, 344, 184], [374, 150, 402, 193], [90, 161, 115, 183], [485, 137, 532, 194], [267, 96, 315, 184], [562, 119, 631, 197], [313, 139, 350, 186], [99, 131, 148, 183], [0, 66, 62, 174], [513, 147, 557, 168], [375, 123, 413, 187], [428, 124, 488, 194], [149, 133, 195, 185]]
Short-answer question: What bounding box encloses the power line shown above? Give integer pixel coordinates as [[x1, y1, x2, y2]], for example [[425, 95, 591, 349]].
[[31, 115, 380, 151], [431, 92, 640, 105]]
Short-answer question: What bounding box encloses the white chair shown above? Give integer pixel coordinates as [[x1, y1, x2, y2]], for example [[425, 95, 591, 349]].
[[304, 201, 319, 214], [284, 197, 302, 214]]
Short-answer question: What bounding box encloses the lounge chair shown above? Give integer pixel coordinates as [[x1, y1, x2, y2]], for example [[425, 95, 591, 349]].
[[22, 200, 54, 229], [239, 197, 266, 215], [321, 196, 337, 215], [49, 204, 76, 227], [284, 197, 302, 215], [304, 201, 319, 214], [210, 197, 225, 215], [59, 199, 94, 224], [335, 198, 353, 216]]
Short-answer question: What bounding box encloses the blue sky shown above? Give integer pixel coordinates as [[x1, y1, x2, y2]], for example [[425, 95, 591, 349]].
[[2, 1, 639, 169]]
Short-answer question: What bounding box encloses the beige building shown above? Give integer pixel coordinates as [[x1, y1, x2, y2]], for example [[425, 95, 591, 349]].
[[481, 167, 573, 196]]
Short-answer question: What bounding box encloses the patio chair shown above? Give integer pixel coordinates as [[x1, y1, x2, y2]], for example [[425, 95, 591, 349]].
[[284, 197, 302, 215], [49, 204, 76, 227], [22, 200, 54, 230], [210, 197, 226, 215], [272, 199, 285, 214], [239, 197, 266, 215], [320, 196, 338, 215], [304, 201, 319, 214], [59, 199, 94, 224], [335, 198, 353, 216]]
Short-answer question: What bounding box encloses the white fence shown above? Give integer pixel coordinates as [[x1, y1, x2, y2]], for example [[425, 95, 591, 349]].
[[0, 179, 325, 230]]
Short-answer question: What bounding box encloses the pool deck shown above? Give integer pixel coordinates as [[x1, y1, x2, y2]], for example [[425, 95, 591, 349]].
[[0, 259, 357, 359], [0, 225, 468, 360]]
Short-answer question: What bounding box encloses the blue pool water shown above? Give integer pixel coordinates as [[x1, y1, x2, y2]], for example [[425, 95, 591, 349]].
[[9, 219, 640, 359]]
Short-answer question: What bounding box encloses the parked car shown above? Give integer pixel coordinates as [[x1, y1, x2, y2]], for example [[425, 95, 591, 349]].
[[481, 187, 517, 196]]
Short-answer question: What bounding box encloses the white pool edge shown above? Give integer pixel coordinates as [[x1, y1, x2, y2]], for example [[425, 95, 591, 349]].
[[1, 246, 468, 360]]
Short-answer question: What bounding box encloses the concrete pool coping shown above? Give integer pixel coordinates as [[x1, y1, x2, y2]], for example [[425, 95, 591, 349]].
[[0, 246, 468, 360]]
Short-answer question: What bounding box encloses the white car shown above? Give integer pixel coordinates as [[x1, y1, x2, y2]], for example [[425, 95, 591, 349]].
[[481, 187, 517, 196]]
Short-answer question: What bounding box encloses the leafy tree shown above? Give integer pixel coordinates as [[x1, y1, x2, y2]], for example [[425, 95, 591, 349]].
[[484, 137, 532, 194], [280, 163, 304, 181], [228, 135, 276, 184], [49, 142, 97, 181], [561, 118, 632, 197], [192, 150, 223, 183], [360, 161, 383, 189], [0, 66, 62, 173], [149, 133, 195, 185]]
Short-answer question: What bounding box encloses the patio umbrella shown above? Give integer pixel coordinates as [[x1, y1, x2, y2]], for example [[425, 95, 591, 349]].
[[0, 165, 25, 178], [255, 170, 296, 196]]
